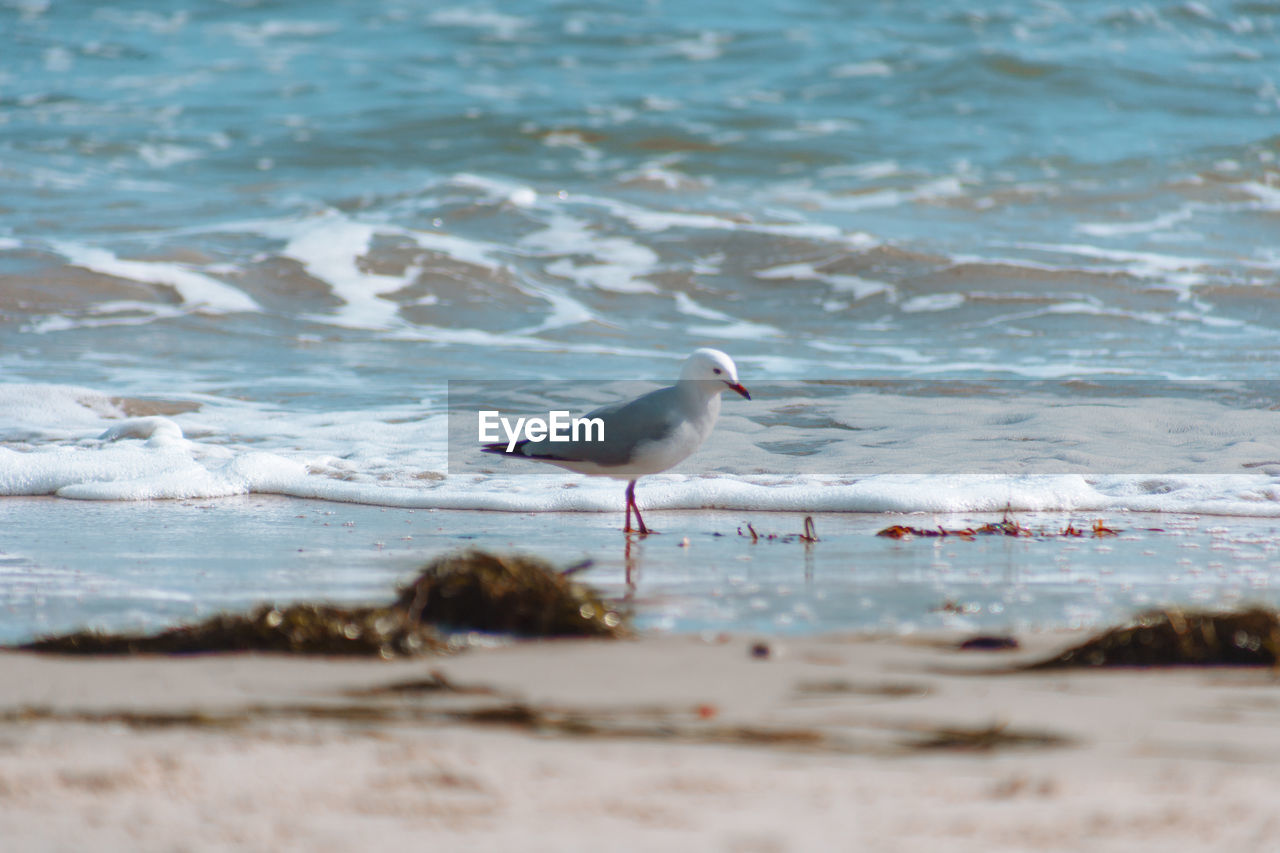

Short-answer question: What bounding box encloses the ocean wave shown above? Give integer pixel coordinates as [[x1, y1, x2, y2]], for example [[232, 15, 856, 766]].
[[6, 382, 1280, 516], [6, 431, 1280, 519]]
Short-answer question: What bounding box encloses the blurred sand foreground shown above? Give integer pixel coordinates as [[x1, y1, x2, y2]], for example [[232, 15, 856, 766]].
[[2, 634, 1279, 852]]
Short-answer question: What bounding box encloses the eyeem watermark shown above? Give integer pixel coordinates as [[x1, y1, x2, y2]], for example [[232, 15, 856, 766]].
[[478, 410, 605, 452]]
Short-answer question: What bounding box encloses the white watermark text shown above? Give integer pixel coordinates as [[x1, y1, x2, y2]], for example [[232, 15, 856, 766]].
[[478, 410, 605, 452]]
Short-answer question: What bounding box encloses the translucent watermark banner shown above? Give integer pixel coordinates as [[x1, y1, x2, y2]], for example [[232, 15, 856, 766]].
[[448, 379, 1280, 476]]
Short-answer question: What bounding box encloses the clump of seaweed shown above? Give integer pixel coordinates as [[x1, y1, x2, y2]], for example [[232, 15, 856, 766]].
[[21, 604, 443, 658], [878, 520, 1028, 540], [878, 516, 1118, 540], [393, 549, 627, 638], [18, 549, 628, 657], [1028, 607, 1280, 669]]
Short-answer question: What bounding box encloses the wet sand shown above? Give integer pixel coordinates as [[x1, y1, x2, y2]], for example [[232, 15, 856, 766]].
[[3, 635, 1280, 851], [5, 495, 1280, 644]]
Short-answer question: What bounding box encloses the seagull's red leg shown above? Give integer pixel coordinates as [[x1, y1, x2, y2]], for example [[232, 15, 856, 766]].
[[626, 479, 650, 535]]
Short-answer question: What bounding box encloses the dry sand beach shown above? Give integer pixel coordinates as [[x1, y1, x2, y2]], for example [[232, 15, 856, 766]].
[[4, 632, 1280, 852]]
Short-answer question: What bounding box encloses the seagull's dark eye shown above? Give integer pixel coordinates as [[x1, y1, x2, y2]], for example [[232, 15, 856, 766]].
[[713, 368, 722, 375]]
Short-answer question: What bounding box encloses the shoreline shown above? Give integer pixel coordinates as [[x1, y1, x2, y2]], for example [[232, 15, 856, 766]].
[[5, 494, 1280, 645], [4, 633, 1280, 851]]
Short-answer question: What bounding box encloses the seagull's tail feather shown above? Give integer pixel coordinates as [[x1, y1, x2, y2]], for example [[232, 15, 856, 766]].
[[481, 440, 527, 456], [482, 440, 585, 464]]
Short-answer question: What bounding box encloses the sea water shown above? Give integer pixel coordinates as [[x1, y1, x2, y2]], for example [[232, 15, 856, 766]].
[[3, 1, 1280, 641]]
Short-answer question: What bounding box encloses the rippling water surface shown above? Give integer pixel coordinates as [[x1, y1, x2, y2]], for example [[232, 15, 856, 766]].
[[6, 0, 1280, 379]]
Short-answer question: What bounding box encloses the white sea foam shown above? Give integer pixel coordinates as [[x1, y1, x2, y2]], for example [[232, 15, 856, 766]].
[[407, 228, 506, 270], [672, 292, 732, 321], [246, 209, 526, 330], [543, 259, 659, 294], [136, 143, 203, 169], [448, 173, 542, 211], [576, 194, 858, 243], [830, 60, 893, 78], [672, 293, 781, 338], [51, 243, 260, 313], [7, 433, 1280, 518], [819, 161, 901, 181], [5, 382, 1280, 518], [1002, 242, 1212, 293], [23, 301, 189, 333], [220, 19, 340, 44], [98, 416, 188, 447], [1241, 181, 1280, 209], [283, 214, 413, 330], [0, 384, 125, 440], [900, 293, 965, 313], [965, 300, 1176, 333], [514, 284, 598, 333], [756, 262, 897, 301], [1076, 205, 1197, 237], [428, 8, 529, 39], [521, 211, 661, 293], [687, 320, 782, 340], [776, 177, 966, 213], [617, 163, 709, 191]]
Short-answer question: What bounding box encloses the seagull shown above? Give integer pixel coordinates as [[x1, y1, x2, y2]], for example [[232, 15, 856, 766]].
[[481, 348, 750, 534]]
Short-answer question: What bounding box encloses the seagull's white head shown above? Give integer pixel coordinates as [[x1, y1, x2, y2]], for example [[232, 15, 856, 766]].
[[679, 348, 751, 399]]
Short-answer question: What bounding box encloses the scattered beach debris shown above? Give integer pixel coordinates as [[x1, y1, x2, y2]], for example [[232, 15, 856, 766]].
[[1028, 607, 1280, 669], [446, 701, 832, 750], [5, 699, 842, 750], [394, 550, 626, 638], [5, 707, 243, 731], [792, 679, 928, 698], [987, 775, 1058, 799], [933, 599, 979, 615], [878, 515, 1118, 540], [5, 692, 1068, 756], [557, 558, 595, 577], [904, 721, 1071, 752], [348, 669, 500, 697], [19, 604, 443, 658], [958, 635, 1020, 652], [737, 515, 819, 544], [17, 549, 627, 657]]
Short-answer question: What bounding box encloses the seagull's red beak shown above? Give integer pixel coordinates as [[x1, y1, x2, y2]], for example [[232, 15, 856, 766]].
[[725, 381, 751, 400]]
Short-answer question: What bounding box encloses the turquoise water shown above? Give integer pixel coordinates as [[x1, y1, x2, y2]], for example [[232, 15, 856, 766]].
[[8, 3, 1277, 222], [4, 1, 1279, 383]]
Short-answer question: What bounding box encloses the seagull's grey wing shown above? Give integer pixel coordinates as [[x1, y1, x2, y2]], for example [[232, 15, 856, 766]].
[[506, 385, 683, 467]]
